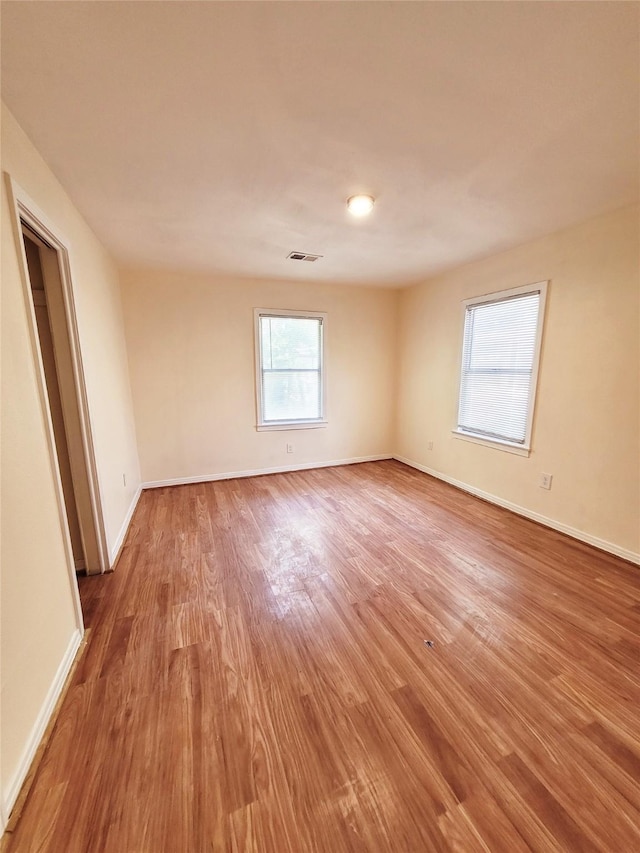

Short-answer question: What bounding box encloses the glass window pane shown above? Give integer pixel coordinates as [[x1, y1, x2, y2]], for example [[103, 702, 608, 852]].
[[260, 316, 321, 370], [458, 372, 532, 443], [258, 313, 324, 424], [262, 370, 321, 421], [457, 291, 542, 444]]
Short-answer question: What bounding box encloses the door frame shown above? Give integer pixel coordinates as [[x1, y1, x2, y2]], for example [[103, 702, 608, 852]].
[[5, 174, 110, 589]]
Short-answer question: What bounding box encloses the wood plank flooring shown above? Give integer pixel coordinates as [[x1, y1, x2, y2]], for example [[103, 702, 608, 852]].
[[5, 460, 640, 852]]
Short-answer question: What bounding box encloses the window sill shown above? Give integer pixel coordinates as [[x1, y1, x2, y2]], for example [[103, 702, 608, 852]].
[[257, 420, 328, 432], [452, 429, 531, 457]]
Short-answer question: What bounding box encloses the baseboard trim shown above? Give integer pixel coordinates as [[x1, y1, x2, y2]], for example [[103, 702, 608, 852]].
[[109, 485, 142, 567], [2, 628, 84, 826], [141, 454, 393, 490], [393, 455, 640, 565]]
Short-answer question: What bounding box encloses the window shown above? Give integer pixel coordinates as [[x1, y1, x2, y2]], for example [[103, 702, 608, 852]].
[[255, 309, 327, 430], [454, 282, 547, 453]]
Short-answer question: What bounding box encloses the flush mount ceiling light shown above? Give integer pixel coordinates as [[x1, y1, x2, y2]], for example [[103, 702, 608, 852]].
[[346, 194, 375, 217]]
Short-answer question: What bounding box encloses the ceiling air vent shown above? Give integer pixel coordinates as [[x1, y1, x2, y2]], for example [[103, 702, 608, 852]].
[[287, 251, 323, 262]]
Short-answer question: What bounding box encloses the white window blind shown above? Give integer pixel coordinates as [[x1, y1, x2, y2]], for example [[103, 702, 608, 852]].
[[257, 312, 325, 426], [457, 288, 544, 446]]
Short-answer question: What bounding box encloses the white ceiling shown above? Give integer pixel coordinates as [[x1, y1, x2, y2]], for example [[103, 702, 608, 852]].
[[2, 1, 638, 287]]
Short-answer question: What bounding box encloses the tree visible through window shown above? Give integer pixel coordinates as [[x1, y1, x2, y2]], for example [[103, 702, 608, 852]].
[[255, 310, 326, 427], [456, 283, 547, 449]]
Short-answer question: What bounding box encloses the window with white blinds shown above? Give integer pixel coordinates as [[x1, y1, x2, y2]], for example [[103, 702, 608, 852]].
[[455, 283, 547, 450], [255, 309, 327, 429]]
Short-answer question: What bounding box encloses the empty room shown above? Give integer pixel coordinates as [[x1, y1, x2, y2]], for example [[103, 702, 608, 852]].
[[1, 2, 639, 851]]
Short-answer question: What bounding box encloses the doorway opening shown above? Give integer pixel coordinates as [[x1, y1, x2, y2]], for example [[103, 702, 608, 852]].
[[9, 180, 110, 579], [22, 227, 95, 570]]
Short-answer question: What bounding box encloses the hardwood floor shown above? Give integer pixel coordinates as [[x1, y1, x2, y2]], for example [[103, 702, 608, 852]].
[[5, 460, 640, 852]]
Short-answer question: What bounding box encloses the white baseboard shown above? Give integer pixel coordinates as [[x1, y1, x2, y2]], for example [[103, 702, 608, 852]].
[[2, 628, 83, 823], [109, 485, 142, 566], [394, 455, 640, 565], [141, 454, 393, 490]]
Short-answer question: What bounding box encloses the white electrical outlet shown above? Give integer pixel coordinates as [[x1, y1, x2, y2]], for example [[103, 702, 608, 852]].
[[539, 472, 553, 490], [427, 441, 434, 451], [286, 443, 294, 454]]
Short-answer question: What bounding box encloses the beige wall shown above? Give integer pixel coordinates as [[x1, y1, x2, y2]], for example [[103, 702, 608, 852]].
[[0, 103, 141, 815], [396, 205, 640, 557], [120, 270, 398, 483]]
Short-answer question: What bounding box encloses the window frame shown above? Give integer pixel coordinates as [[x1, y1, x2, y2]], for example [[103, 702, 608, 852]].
[[452, 281, 548, 456], [254, 308, 328, 431]]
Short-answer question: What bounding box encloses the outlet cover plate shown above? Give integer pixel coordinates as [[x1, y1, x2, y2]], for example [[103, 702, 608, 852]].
[[539, 473, 553, 490]]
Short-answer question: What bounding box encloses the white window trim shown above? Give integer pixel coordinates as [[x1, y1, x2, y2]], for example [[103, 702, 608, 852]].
[[254, 308, 328, 431], [452, 280, 548, 455], [451, 429, 532, 457]]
